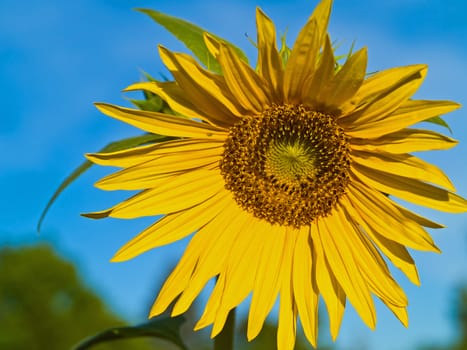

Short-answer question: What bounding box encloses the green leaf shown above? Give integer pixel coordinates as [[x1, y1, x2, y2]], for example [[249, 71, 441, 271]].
[[137, 8, 249, 73], [140, 70, 158, 82], [334, 39, 355, 61], [129, 79, 178, 115], [73, 316, 188, 350], [37, 133, 176, 232], [130, 96, 164, 112], [424, 116, 452, 134]]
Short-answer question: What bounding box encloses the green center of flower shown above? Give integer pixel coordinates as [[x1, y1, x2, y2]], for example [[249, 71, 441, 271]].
[[264, 140, 318, 185], [220, 104, 351, 228]]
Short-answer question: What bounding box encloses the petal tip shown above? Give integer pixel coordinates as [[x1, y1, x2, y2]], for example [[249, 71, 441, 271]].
[[256, 6, 267, 18], [157, 44, 169, 56], [149, 306, 163, 319], [110, 249, 131, 262], [84, 153, 95, 162]]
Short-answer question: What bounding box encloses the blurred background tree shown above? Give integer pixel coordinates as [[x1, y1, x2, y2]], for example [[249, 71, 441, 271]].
[[457, 288, 467, 349], [0, 243, 157, 350]]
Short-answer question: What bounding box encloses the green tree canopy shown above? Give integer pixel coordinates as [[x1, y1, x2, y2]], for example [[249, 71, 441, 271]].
[[0, 243, 154, 350]]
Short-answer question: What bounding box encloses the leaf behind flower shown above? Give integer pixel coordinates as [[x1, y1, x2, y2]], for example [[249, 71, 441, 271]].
[[37, 133, 175, 232], [424, 115, 452, 134], [137, 8, 249, 73]]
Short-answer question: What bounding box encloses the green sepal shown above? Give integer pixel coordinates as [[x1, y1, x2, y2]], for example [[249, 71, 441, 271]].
[[129, 95, 174, 115], [137, 8, 249, 73], [423, 116, 452, 134], [130, 95, 164, 112], [37, 133, 176, 232], [334, 39, 356, 72], [129, 71, 179, 115], [128, 74, 178, 115], [72, 315, 188, 350]]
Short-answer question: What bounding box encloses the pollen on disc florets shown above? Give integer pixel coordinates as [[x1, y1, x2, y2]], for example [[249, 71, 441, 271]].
[[220, 104, 351, 228]]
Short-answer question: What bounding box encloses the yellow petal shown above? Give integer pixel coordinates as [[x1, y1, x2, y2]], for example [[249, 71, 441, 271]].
[[209, 218, 267, 336], [351, 150, 455, 191], [369, 234, 420, 287], [124, 81, 202, 121], [341, 194, 420, 285], [312, 223, 345, 340], [172, 200, 251, 318], [95, 103, 227, 139], [94, 148, 221, 191], [292, 226, 318, 347], [256, 8, 284, 100], [350, 128, 458, 154], [247, 226, 287, 340], [125, 81, 240, 128], [87, 169, 224, 219], [277, 228, 298, 350], [150, 233, 203, 316], [352, 163, 467, 213], [86, 138, 224, 168], [158, 46, 247, 122], [346, 99, 460, 139], [337, 202, 408, 307], [343, 65, 428, 130], [384, 304, 409, 328], [321, 47, 368, 112], [309, 0, 333, 45], [301, 35, 335, 107], [203, 32, 221, 58], [194, 276, 224, 331], [218, 43, 272, 113], [86, 143, 167, 168], [392, 202, 444, 229], [111, 192, 232, 262], [347, 181, 440, 252], [284, 19, 319, 103], [342, 64, 427, 113], [316, 213, 376, 329], [375, 242, 419, 287]]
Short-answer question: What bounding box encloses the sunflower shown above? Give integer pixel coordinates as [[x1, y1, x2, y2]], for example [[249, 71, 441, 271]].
[[85, 0, 465, 348]]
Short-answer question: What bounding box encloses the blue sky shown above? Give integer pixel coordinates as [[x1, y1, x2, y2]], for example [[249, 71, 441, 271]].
[[1, 0, 467, 349]]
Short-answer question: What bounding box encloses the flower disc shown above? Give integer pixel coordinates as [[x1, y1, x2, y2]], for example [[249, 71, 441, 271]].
[[220, 104, 351, 227]]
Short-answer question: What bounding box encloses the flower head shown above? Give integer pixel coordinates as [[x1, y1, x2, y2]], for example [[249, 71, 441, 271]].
[[86, 0, 465, 348]]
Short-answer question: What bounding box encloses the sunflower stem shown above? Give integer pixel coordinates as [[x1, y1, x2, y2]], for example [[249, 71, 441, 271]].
[[214, 308, 236, 350]]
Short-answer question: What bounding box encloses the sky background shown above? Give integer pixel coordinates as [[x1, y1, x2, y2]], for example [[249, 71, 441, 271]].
[[1, 0, 467, 349]]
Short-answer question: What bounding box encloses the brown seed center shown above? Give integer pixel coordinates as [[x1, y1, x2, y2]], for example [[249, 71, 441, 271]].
[[220, 104, 350, 228]]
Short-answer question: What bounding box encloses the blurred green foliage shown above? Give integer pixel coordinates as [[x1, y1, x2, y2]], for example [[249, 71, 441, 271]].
[[0, 244, 157, 350], [458, 288, 467, 349]]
